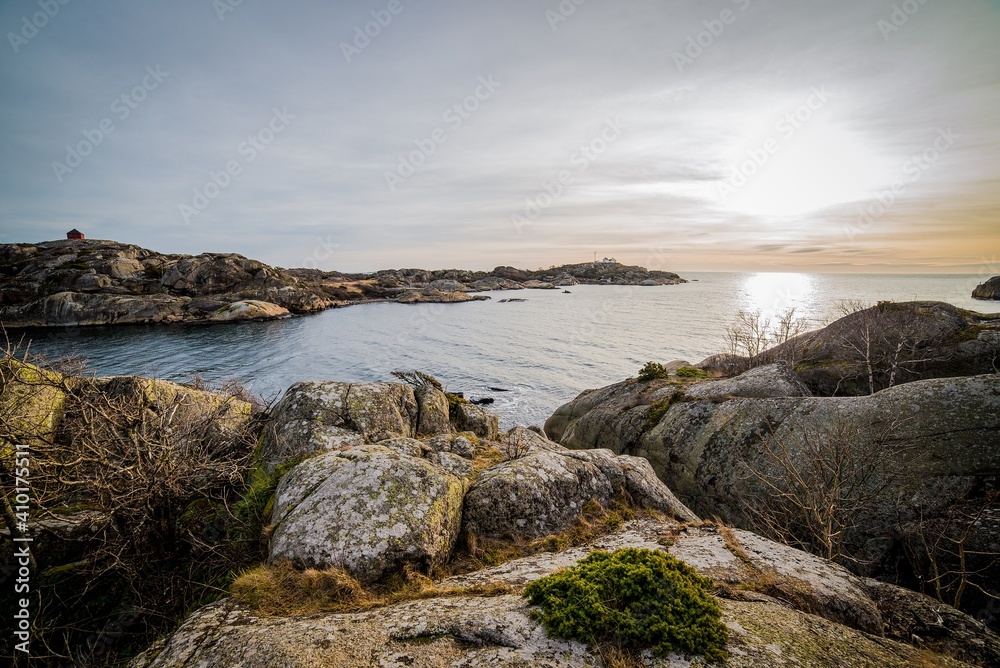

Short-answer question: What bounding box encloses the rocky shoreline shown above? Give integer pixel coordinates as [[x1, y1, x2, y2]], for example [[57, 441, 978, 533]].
[[0, 239, 685, 328], [3, 355, 999, 666]]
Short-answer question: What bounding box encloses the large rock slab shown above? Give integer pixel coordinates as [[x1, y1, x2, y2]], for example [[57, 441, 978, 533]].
[[258, 381, 419, 471], [546, 369, 1000, 606], [136, 518, 996, 668], [268, 444, 465, 582]]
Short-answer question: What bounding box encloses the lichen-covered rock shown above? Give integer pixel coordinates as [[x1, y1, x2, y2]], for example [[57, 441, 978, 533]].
[[448, 435, 475, 459], [258, 381, 418, 471], [426, 450, 474, 480], [268, 444, 465, 582], [463, 451, 614, 539], [454, 402, 499, 440], [562, 449, 698, 522], [136, 517, 995, 668], [466, 429, 696, 538], [416, 387, 451, 436], [0, 360, 68, 445]]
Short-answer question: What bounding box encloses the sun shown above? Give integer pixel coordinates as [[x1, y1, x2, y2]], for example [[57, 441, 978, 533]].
[[718, 119, 897, 218]]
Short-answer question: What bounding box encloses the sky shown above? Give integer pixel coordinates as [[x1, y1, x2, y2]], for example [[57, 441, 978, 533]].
[[1, 0, 998, 274]]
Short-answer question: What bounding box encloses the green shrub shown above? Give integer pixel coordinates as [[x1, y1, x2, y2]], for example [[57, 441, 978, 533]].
[[638, 361, 669, 381], [647, 395, 677, 427], [524, 548, 727, 662], [676, 366, 708, 379]]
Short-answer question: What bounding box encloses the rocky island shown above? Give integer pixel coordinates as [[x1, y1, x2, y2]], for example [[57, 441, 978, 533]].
[[0, 239, 685, 328], [973, 275, 1000, 300], [2, 301, 999, 666]]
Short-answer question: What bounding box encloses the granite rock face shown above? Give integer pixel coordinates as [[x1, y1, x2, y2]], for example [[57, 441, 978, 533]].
[[546, 365, 1000, 619]]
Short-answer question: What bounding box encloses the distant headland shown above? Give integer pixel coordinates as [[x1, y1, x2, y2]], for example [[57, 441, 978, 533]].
[[0, 238, 685, 328]]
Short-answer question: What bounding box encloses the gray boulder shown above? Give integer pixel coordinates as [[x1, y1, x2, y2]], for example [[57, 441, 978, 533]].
[[454, 402, 499, 440], [464, 430, 696, 539], [268, 444, 465, 582], [415, 386, 451, 436], [464, 451, 615, 539]]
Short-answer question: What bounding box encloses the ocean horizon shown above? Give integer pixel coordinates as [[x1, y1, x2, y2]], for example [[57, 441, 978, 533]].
[[18, 271, 1000, 428]]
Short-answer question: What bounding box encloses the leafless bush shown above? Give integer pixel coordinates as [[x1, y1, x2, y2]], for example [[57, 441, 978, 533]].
[[0, 340, 266, 664], [501, 432, 530, 460], [391, 369, 443, 394], [904, 494, 1000, 610], [741, 413, 912, 564]]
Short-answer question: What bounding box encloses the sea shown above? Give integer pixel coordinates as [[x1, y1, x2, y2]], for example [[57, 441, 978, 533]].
[[15, 272, 1000, 429]]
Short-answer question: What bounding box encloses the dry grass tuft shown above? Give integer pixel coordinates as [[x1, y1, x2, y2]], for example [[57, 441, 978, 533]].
[[231, 561, 514, 617]]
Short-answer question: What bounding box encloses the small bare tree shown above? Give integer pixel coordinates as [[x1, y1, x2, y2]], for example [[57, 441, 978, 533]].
[[834, 300, 954, 395], [724, 308, 807, 373]]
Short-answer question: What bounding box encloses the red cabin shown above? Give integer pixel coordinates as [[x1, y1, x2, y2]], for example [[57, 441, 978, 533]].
[[66, 229, 85, 240]]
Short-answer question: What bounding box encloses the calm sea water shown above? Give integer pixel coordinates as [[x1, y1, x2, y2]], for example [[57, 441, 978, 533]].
[[16, 273, 999, 428]]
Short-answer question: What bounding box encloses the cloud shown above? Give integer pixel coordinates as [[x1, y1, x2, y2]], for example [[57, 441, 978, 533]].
[[0, 0, 998, 273]]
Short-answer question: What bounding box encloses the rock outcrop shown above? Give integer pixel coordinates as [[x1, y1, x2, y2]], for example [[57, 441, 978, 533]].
[[135, 518, 999, 668], [973, 275, 1000, 300], [1, 240, 687, 327], [731, 301, 1000, 396]]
